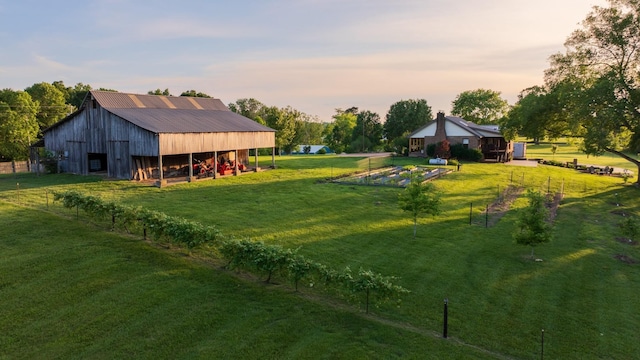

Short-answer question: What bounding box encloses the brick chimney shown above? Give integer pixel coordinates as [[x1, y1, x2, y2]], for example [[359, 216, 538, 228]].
[[434, 111, 447, 142]]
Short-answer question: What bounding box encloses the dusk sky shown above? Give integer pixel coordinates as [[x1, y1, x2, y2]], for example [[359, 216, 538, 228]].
[[0, 0, 607, 122]]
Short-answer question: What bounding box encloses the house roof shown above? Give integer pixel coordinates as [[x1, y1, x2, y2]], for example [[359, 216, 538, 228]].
[[44, 90, 274, 134], [443, 116, 502, 138], [409, 115, 503, 138]]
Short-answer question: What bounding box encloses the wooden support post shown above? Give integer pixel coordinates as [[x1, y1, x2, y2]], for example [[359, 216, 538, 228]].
[[158, 154, 164, 182], [188, 153, 194, 181], [485, 204, 489, 228], [213, 151, 218, 179], [272, 147, 276, 168], [255, 148, 259, 171], [234, 150, 238, 175]]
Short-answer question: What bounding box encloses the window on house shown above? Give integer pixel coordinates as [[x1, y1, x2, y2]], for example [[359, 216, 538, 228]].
[[462, 138, 469, 149]]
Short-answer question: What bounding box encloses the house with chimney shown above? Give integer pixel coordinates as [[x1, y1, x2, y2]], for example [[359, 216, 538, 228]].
[[408, 112, 513, 162]]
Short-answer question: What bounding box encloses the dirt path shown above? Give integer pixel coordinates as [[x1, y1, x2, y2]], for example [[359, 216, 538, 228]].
[[482, 186, 562, 227]]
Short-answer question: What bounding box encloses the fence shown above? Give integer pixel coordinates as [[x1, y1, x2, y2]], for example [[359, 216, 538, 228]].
[[468, 170, 621, 227], [0, 161, 30, 174]]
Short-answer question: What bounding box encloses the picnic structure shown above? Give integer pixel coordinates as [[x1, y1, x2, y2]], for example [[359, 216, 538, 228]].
[[36, 90, 276, 185], [409, 112, 513, 162]]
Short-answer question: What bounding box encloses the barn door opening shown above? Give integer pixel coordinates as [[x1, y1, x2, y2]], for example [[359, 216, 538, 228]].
[[88, 153, 107, 173]]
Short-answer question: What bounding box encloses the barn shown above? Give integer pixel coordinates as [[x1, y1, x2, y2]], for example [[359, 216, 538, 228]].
[[38, 90, 276, 185]]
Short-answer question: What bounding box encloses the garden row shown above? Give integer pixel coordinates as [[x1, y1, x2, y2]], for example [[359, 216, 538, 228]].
[[53, 190, 410, 313]]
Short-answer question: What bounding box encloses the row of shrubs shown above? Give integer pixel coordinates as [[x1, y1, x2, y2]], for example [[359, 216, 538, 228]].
[[54, 190, 220, 249], [219, 239, 409, 312], [53, 190, 410, 313]]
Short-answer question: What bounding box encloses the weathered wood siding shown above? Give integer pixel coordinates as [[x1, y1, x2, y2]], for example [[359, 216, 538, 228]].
[[103, 111, 158, 157], [159, 132, 275, 155], [44, 99, 275, 179], [44, 106, 160, 178]]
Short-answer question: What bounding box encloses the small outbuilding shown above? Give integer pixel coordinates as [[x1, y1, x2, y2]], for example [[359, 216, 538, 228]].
[[37, 91, 276, 185], [409, 112, 513, 162], [293, 145, 332, 154]]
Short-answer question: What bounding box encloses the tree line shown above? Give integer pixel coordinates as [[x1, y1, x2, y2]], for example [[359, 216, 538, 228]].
[[4, 0, 640, 177], [0, 79, 510, 161]]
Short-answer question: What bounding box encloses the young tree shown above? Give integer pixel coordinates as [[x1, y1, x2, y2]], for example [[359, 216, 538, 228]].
[[514, 190, 552, 259], [398, 173, 441, 238], [434, 140, 451, 159], [451, 89, 510, 124], [620, 215, 639, 241], [544, 0, 640, 183]]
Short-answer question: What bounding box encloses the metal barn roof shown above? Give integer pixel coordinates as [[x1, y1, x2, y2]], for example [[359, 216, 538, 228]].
[[107, 108, 274, 133], [91, 91, 230, 110], [91, 90, 274, 134]]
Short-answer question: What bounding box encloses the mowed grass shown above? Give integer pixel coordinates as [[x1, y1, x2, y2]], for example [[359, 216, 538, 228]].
[[1, 149, 639, 359], [0, 201, 498, 359], [522, 140, 638, 171]]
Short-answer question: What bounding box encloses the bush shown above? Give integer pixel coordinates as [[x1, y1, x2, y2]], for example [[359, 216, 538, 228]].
[[426, 143, 436, 157], [450, 144, 482, 162]]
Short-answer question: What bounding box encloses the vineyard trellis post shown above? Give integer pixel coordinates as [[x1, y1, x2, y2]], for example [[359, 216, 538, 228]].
[[485, 204, 489, 228]]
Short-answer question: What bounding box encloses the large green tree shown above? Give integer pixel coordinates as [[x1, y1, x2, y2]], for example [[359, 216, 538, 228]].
[[262, 106, 299, 154], [292, 113, 325, 146], [148, 88, 172, 96], [384, 99, 432, 151], [52, 81, 92, 110], [228, 98, 267, 125], [353, 110, 383, 152], [325, 109, 357, 153], [544, 0, 640, 181], [25, 82, 71, 132], [501, 86, 570, 143], [180, 90, 211, 98], [451, 89, 509, 124], [0, 89, 39, 160]]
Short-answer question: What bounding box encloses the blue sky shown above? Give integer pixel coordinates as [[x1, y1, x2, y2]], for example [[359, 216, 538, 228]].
[[0, 0, 607, 121]]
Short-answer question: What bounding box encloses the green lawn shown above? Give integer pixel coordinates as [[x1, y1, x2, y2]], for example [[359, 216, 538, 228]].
[[522, 140, 638, 171], [1, 152, 639, 359]]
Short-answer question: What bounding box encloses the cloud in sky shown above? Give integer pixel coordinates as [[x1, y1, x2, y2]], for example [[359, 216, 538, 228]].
[[1, 0, 607, 121]]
